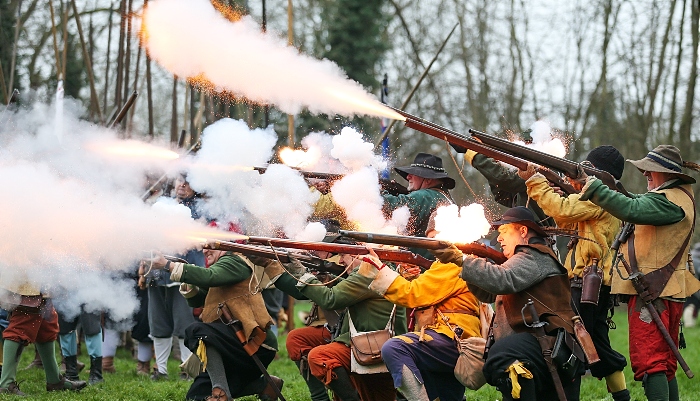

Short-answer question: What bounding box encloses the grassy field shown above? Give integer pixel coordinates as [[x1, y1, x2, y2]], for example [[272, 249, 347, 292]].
[[3, 303, 700, 400]]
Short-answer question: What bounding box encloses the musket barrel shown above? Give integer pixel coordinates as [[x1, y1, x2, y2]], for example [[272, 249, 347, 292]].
[[469, 129, 579, 176], [205, 240, 348, 276], [107, 91, 138, 129], [469, 129, 631, 197], [339, 230, 507, 264], [246, 236, 433, 269], [247, 236, 370, 255]]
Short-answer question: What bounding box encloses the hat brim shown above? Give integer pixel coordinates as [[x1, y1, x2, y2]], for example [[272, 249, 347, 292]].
[[627, 158, 696, 184], [490, 217, 547, 237], [394, 166, 456, 189]]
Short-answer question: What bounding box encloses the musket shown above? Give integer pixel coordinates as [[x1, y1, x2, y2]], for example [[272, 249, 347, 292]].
[[522, 299, 568, 400], [613, 228, 694, 379], [245, 236, 433, 269], [338, 230, 507, 264], [253, 166, 343, 180], [253, 166, 409, 195], [468, 129, 631, 197], [389, 106, 577, 195], [107, 90, 138, 129], [204, 240, 348, 276]]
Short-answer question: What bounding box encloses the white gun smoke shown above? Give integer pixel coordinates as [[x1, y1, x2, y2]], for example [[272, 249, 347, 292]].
[[141, 0, 404, 120]]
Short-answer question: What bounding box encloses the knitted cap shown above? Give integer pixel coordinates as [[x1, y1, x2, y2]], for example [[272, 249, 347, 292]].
[[586, 145, 625, 180]]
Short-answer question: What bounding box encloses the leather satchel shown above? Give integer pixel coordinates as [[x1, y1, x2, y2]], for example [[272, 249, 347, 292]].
[[349, 329, 392, 366], [348, 305, 396, 367]]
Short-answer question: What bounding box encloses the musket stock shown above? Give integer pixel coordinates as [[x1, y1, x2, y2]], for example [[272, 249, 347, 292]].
[[339, 230, 507, 264], [469, 129, 631, 197], [246, 236, 433, 269], [389, 107, 576, 195]]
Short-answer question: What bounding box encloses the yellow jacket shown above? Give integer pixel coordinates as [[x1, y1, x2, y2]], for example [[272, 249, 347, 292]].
[[369, 260, 480, 340], [526, 173, 620, 285], [312, 190, 357, 231]]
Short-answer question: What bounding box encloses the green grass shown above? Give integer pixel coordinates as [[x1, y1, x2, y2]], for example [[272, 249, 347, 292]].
[[3, 304, 700, 400]]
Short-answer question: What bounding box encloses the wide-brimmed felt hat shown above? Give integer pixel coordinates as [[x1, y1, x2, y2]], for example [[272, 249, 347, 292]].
[[490, 206, 548, 237], [627, 145, 696, 184], [394, 153, 455, 189]]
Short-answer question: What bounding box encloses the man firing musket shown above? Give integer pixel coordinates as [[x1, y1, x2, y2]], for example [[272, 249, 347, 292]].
[[147, 247, 285, 401], [575, 145, 700, 399]]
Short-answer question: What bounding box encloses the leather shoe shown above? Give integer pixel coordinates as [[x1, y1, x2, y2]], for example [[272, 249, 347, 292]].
[[259, 375, 284, 401], [46, 374, 88, 392], [0, 381, 26, 396], [150, 368, 168, 381], [205, 386, 229, 401]]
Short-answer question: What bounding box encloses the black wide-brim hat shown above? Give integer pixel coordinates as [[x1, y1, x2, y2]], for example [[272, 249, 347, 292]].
[[490, 206, 548, 237], [394, 153, 456, 189]]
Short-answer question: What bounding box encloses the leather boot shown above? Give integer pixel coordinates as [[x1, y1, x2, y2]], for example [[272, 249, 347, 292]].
[[64, 355, 80, 381], [326, 368, 360, 401], [295, 360, 330, 401], [136, 360, 151, 376], [60, 355, 84, 374], [258, 375, 284, 401], [102, 356, 116, 374], [88, 356, 103, 385], [46, 374, 88, 392], [238, 375, 283, 400]]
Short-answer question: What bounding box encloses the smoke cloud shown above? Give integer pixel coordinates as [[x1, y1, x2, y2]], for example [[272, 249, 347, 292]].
[[142, 0, 403, 119], [0, 101, 228, 320]]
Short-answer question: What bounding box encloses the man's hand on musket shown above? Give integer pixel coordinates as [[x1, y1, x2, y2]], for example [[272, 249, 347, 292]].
[[429, 242, 464, 266], [282, 254, 307, 277], [568, 163, 590, 192], [144, 252, 168, 269], [548, 183, 567, 197], [517, 162, 538, 181], [358, 247, 383, 279]]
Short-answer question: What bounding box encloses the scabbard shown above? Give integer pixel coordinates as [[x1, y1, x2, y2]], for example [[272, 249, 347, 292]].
[[526, 301, 568, 401], [217, 303, 287, 400], [618, 257, 694, 379]]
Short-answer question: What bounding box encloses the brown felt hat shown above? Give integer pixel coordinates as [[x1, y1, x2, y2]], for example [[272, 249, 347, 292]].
[[627, 145, 695, 184]]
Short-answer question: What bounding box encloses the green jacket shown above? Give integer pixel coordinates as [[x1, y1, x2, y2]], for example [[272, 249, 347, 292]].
[[382, 188, 452, 237], [179, 254, 277, 350], [471, 154, 554, 227], [274, 272, 407, 345], [579, 178, 685, 225]]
